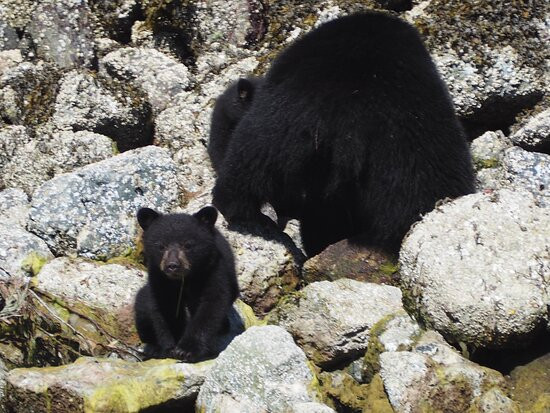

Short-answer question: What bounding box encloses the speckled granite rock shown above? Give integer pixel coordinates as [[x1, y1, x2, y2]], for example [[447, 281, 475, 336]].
[[27, 146, 180, 259], [100, 47, 192, 113], [2, 130, 116, 195], [510, 107, 550, 153], [405, 1, 547, 138], [0, 188, 28, 228], [379, 331, 515, 413], [0, 49, 22, 76], [0, 6, 18, 51], [400, 189, 550, 348], [27, 0, 96, 69], [196, 325, 321, 413], [0, 223, 53, 280], [0, 60, 60, 127], [52, 70, 152, 152], [271, 279, 404, 368], [5, 357, 212, 412]]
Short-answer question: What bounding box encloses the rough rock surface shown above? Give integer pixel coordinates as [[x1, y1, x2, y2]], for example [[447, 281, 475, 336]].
[[0, 61, 60, 127], [510, 107, 550, 153], [2, 130, 116, 195], [196, 325, 321, 413], [405, 1, 548, 137], [271, 279, 404, 368], [0, 188, 28, 229], [52, 70, 153, 152], [27, 0, 96, 69], [400, 189, 550, 348], [27, 146, 180, 259], [509, 353, 550, 412], [380, 331, 514, 413], [5, 357, 212, 412], [100, 47, 192, 113], [0, 223, 53, 280], [302, 239, 399, 285]]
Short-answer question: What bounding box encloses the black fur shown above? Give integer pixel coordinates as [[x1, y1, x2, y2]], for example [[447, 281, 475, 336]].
[[211, 12, 475, 257], [209, 76, 264, 173], [134, 206, 239, 362]]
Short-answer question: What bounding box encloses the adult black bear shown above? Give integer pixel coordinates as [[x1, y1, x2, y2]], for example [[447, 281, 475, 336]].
[[134, 206, 239, 362], [210, 12, 475, 257]]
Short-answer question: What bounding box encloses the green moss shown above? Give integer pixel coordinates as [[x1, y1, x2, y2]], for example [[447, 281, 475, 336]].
[[20, 252, 50, 276], [234, 299, 266, 329], [379, 261, 399, 276], [362, 313, 400, 382], [474, 158, 501, 170], [509, 353, 550, 412], [320, 371, 394, 412], [84, 360, 187, 412]]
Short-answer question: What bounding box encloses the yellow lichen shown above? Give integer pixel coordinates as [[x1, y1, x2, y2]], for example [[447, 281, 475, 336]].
[[20, 252, 50, 276]]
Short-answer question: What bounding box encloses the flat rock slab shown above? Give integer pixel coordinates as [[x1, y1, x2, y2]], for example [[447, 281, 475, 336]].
[[5, 357, 212, 412], [302, 239, 399, 285], [400, 189, 550, 348], [27, 146, 180, 259], [272, 279, 404, 368], [197, 325, 321, 413]]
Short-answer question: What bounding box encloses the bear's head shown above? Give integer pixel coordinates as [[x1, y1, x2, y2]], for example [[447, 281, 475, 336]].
[[137, 206, 219, 281]]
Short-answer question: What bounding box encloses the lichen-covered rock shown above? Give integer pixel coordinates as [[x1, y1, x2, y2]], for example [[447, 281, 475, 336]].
[[100, 47, 192, 113], [510, 107, 550, 153], [52, 70, 153, 152], [502, 146, 550, 207], [302, 239, 399, 285], [0, 50, 22, 77], [400, 189, 550, 348], [405, 1, 547, 138], [380, 331, 515, 413], [0, 188, 28, 228], [89, 0, 140, 43], [196, 325, 321, 413], [270, 279, 404, 368], [290, 402, 336, 413], [0, 6, 18, 51], [5, 357, 212, 412], [0, 223, 53, 280], [27, 146, 180, 259], [27, 0, 96, 69], [0, 60, 60, 127], [2, 130, 116, 195], [471, 130, 511, 169], [0, 125, 30, 174], [509, 353, 550, 412]]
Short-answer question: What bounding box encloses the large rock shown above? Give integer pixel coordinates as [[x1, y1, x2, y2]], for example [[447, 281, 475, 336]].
[[0, 223, 53, 281], [27, 0, 96, 69], [0, 60, 60, 127], [27, 146, 180, 259], [510, 106, 550, 153], [271, 279, 404, 368], [2, 129, 116, 195], [196, 325, 322, 413], [5, 357, 212, 412], [34, 257, 146, 349], [100, 47, 192, 113], [52, 70, 153, 152], [0, 188, 28, 228], [379, 331, 515, 413], [405, 1, 547, 138], [400, 189, 550, 348]]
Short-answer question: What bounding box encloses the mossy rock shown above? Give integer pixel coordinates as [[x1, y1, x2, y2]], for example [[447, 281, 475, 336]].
[[509, 353, 550, 412]]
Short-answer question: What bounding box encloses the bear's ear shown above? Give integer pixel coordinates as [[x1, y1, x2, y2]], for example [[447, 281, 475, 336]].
[[237, 78, 254, 102], [137, 208, 160, 230], [194, 206, 218, 228]]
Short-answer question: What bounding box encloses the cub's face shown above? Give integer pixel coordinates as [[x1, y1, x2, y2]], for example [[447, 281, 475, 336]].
[[137, 207, 219, 280]]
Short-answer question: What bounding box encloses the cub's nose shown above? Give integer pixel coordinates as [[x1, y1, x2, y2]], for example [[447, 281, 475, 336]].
[[166, 262, 180, 273]]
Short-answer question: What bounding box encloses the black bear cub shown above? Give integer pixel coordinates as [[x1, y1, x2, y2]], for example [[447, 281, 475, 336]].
[[134, 206, 239, 362], [210, 12, 475, 257]]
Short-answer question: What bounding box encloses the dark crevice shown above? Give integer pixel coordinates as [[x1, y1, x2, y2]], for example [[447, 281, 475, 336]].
[[468, 328, 550, 375], [460, 92, 543, 141], [375, 0, 413, 12]]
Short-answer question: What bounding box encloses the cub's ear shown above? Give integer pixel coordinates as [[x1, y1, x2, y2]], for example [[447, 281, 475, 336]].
[[137, 208, 160, 231], [237, 78, 254, 101], [194, 206, 218, 228]]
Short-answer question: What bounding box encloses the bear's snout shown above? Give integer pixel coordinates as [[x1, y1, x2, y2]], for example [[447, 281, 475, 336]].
[[160, 245, 189, 279]]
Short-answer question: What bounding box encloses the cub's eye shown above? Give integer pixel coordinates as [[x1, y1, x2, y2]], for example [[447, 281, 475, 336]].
[[184, 241, 195, 249]]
